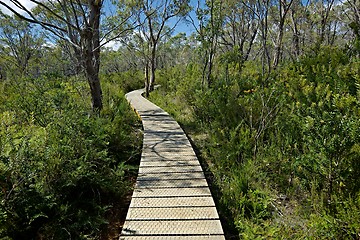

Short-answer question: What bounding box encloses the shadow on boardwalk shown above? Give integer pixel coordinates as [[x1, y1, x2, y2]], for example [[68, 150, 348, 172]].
[[120, 89, 225, 239]]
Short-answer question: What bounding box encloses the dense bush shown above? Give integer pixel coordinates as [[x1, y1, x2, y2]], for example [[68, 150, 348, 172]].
[[100, 70, 144, 94], [150, 47, 360, 238], [0, 76, 141, 239]]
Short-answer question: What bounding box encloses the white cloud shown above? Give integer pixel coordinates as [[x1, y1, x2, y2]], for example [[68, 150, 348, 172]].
[[0, 0, 36, 16], [103, 40, 121, 51]]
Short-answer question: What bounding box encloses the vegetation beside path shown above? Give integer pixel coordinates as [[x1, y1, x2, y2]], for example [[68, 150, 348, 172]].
[[150, 47, 360, 239], [0, 75, 142, 239], [1, 0, 360, 238]]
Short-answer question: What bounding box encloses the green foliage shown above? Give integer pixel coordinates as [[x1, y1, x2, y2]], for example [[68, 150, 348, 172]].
[[101, 70, 144, 94], [0, 75, 141, 239], [0, 14, 44, 76], [150, 46, 360, 238]]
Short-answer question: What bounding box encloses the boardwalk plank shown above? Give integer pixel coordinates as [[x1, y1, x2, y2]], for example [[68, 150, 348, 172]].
[[121, 89, 225, 239]]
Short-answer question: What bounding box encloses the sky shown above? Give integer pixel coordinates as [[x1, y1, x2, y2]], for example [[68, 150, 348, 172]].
[[0, 0, 199, 49], [0, 0, 36, 15], [0, 0, 199, 34]]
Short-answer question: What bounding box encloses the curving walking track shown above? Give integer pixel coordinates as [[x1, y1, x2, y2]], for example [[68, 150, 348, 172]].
[[120, 89, 225, 239]]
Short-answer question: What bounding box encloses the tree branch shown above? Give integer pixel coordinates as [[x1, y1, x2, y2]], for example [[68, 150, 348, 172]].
[[0, 1, 66, 32]]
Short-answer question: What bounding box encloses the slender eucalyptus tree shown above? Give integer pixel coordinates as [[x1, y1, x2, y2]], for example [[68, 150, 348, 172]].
[[123, 0, 190, 96], [220, 0, 258, 66], [272, 0, 295, 69], [0, 14, 44, 76], [0, 0, 132, 111], [189, 0, 224, 87]]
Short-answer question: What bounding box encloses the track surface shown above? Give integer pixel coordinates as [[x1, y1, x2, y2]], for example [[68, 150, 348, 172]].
[[120, 89, 225, 239]]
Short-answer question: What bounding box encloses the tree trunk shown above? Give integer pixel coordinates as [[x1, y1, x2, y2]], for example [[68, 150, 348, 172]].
[[149, 42, 156, 92], [144, 61, 150, 97], [290, 9, 300, 58], [84, 0, 102, 112], [84, 33, 102, 111], [273, 20, 284, 69], [206, 47, 214, 87], [260, 0, 271, 75], [201, 49, 209, 87], [273, 0, 294, 69], [262, 27, 271, 75], [86, 67, 103, 111], [244, 29, 257, 62], [318, 0, 335, 47]]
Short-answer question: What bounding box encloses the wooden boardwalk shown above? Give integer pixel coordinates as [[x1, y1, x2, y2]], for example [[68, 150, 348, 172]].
[[120, 89, 225, 239]]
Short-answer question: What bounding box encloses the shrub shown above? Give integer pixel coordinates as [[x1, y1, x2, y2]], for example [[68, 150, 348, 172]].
[[149, 47, 360, 238], [0, 76, 141, 239]]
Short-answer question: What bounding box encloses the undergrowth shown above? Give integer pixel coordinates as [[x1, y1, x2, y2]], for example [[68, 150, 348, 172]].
[[0, 75, 142, 239], [149, 47, 360, 239]]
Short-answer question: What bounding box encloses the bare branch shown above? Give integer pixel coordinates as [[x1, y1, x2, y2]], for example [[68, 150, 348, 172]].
[[30, 0, 78, 30], [98, 21, 141, 50], [0, 1, 66, 32]]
